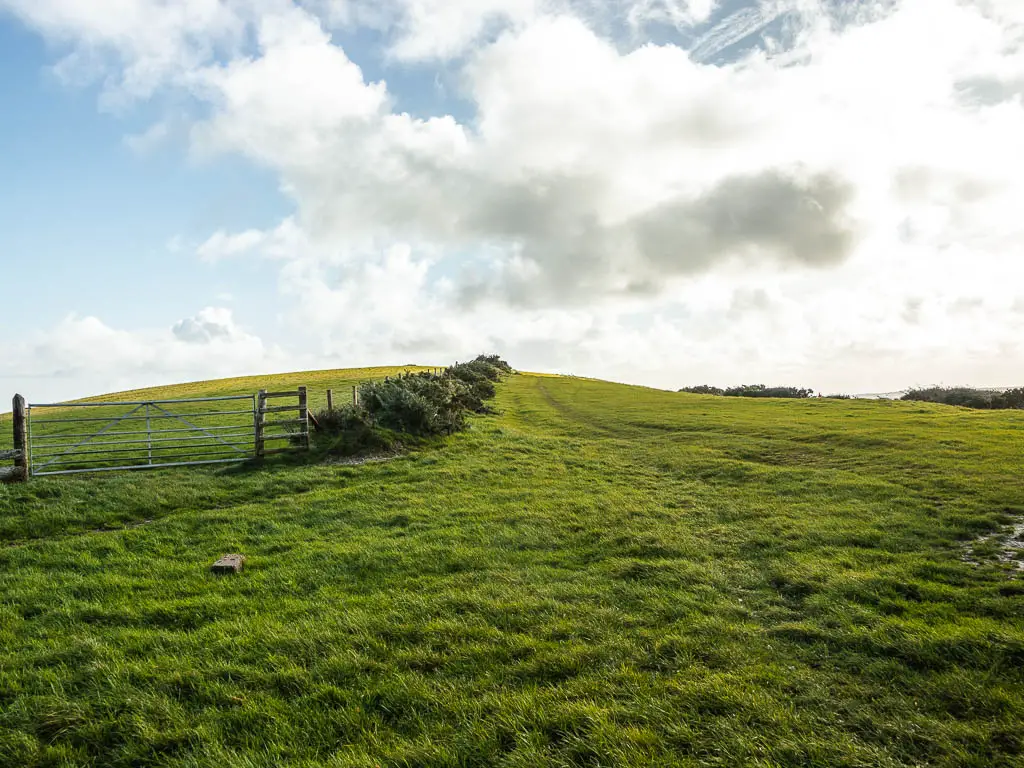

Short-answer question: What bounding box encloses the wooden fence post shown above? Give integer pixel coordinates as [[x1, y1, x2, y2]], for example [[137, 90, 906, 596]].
[[298, 386, 309, 450], [352, 386, 357, 407], [326, 389, 334, 413], [255, 390, 266, 458], [12, 394, 27, 482]]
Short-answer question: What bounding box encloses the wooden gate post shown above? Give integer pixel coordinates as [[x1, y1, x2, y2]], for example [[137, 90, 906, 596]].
[[255, 390, 266, 458], [10, 394, 27, 482], [298, 386, 309, 450], [326, 389, 334, 413]]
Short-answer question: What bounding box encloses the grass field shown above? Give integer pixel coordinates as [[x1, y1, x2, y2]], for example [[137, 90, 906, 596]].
[[1, 370, 1023, 767]]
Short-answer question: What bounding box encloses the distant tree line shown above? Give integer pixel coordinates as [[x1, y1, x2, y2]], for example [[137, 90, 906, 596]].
[[679, 383, 1024, 409], [679, 384, 814, 399], [901, 387, 1024, 410]]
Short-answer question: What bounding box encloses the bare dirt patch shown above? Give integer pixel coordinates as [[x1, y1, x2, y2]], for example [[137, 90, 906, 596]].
[[963, 519, 1024, 572], [324, 453, 400, 467]]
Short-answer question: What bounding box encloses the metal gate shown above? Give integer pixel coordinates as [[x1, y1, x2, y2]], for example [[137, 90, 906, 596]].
[[27, 395, 258, 477]]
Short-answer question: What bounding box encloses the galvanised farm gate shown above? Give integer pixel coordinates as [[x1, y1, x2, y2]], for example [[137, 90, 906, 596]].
[[0, 388, 309, 480]]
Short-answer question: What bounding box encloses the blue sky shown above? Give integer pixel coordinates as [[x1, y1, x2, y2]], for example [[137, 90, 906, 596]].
[[1, 1, 1023, 403], [0, 17, 287, 337]]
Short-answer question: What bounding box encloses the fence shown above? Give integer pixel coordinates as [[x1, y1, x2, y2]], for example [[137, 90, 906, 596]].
[[1, 388, 310, 481], [0, 395, 27, 482], [255, 387, 309, 457]]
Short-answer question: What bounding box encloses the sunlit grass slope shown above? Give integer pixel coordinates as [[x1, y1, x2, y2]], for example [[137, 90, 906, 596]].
[[1, 371, 1023, 767]]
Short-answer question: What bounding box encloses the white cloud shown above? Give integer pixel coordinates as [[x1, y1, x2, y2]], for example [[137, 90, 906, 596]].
[[386, 0, 541, 61], [197, 217, 306, 261], [0, 0, 253, 103], [5, 0, 1024, 396], [625, 0, 720, 29], [197, 228, 268, 261], [171, 306, 245, 343], [0, 308, 288, 403], [123, 120, 170, 153]]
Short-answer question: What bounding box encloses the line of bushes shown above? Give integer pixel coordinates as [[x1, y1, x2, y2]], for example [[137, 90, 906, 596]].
[[679, 383, 1024, 408], [679, 384, 815, 399], [901, 386, 1024, 410], [312, 355, 513, 456]]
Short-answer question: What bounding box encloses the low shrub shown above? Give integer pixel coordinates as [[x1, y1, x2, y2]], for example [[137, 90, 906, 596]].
[[679, 385, 725, 396], [314, 355, 512, 455], [473, 354, 513, 374], [901, 386, 1024, 410], [311, 405, 395, 456], [724, 385, 814, 399], [443, 360, 506, 412], [360, 374, 470, 434], [679, 384, 815, 398]]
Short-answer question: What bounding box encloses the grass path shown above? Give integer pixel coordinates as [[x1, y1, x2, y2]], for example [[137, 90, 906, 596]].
[[0, 372, 1022, 766]]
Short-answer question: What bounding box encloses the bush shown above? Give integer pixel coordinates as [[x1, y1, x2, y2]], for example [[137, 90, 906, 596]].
[[448, 360, 502, 384], [901, 386, 1024, 410], [473, 354, 513, 374], [679, 385, 725, 396], [359, 380, 446, 435], [313, 354, 510, 456], [723, 385, 814, 399], [311, 405, 394, 456], [997, 387, 1024, 409], [444, 359, 511, 413]]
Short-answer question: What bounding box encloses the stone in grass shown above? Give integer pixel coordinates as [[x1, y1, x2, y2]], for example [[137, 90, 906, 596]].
[[211, 554, 246, 574]]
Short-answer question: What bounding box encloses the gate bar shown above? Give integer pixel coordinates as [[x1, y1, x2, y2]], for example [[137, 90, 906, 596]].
[[149, 402, 252, 452], [28, 395, 256, 408], [31, 404, 146, 471], [30, 409, 254, 425], [36, 449, 253, 468], [30, 425, 249, 440], [33, 442, 253, 460], [30, 432, 255, 451]]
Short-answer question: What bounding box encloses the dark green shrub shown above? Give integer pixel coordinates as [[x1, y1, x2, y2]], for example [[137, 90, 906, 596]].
[[359, 381, 442, 435], [392, 374, 470, 431], [679, 385, 725, 396], [448, 360, 503, 383], [314, 355, 509, 455], [723, 385, 814, 399], [312, 405, 394, 456], [996, 387, 1024, 409], [474, 354, 513, 373], [444, 361, 501, 412], [901, 387, 1024, 410]]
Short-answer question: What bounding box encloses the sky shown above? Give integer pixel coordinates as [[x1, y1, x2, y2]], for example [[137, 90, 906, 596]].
[[0, 0, 1023, 403]]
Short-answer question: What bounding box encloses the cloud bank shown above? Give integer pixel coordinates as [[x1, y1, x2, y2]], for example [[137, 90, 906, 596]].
[[3, 0, 1024, 400]]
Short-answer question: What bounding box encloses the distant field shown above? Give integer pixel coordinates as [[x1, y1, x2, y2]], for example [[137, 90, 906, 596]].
[[1, 372, 1022, 767]]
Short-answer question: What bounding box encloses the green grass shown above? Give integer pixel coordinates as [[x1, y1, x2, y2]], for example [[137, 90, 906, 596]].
[[1, 371, 1023, 767]]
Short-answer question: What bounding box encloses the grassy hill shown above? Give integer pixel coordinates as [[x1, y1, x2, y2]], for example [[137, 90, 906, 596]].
[[1, 370, 1022, 767]]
